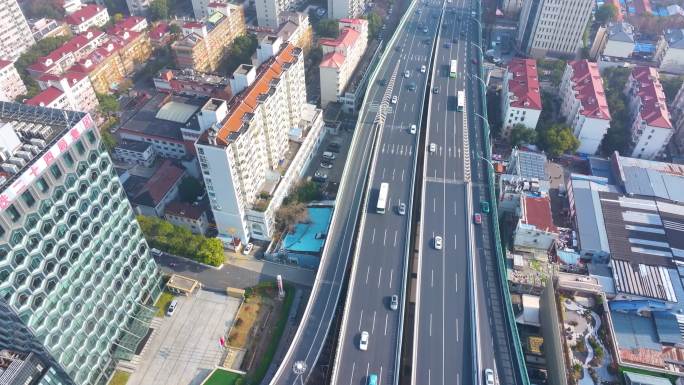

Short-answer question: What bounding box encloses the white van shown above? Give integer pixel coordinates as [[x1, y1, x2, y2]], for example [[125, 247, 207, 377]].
[[166, 300, 178, 316], [323, 151, 336, 160]]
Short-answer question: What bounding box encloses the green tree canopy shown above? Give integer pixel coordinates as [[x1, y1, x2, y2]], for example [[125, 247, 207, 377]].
[[96, 93, 120, 115], [364, 11, 382, 39], [538, 124, 579, 157], [661, 75, 684, 105], [600, 67, 632, 155], [15, 36, 72, 98], [316, 19, 339, 38], [595, 3, 618, 24], [222, 34, 258, 74], [149, 0, 169, 21], [509, 124, 537, 147], [169, 23, 182, 35], [178, 177, 203, 203]]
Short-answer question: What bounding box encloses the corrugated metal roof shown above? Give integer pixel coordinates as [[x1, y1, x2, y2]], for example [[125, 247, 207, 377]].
[[571, 178, 611, 254], [653, 311, 683, 345]]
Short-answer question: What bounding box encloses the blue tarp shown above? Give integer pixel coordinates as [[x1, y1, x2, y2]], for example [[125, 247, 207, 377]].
[[634, 42, 655, 53], [557, 250, 581, 265], [282, 207, 333, 253]]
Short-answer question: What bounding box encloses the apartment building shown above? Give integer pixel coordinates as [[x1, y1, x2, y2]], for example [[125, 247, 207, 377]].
[[319, 18, 368, 108], [196, 43, 324, 245], [108, 27, 152, 75], [29, 18, 71, 42], [0, 60, 27, 102], [591, 22, 636, 60], [256, 0, 299, 28], [0, 102, 162, 385], [109, 16, 148, 34], [30, 72, 99, 114], [150, 22, 172, 47], [655, 29, 684, 75], [328, 0, 364, 19], [516, 0, 594, 58], [154, 69, 231, 99], [671, 82, 684, 154], [624, 66, 673, 159], [26, 30, 107, 78], [65, 5, 110, 34], [172, 7, 246, 73], [70, 40, 128, 94], [501, 58, 542, 137], [253, 13, 312, 67], [164, 201, 209, 235], [0, 0, 36, 61], [125, 0, 152, 16], [559, 60, 611, 155]]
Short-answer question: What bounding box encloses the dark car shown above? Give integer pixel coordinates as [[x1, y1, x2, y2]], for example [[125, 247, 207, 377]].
[[444, 42, 451, 48], [432, 87, 439, 94], [379, 78, 387, 86], [408, 83, 416, 91], [327, 142, 341, 152]]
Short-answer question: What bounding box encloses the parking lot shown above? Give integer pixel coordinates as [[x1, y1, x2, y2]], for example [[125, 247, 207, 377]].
[[305, 128, 353, 196], [128, 291, 241, 385]]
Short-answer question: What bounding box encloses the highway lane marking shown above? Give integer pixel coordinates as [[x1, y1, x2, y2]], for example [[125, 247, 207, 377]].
[[392, 168, 396, 180], [393, 230, 398, 247], [454, 234, 457, 250], [358, 310, 363, 332], [431, 269, 434, 287], [401, 169, 405, 182], [429, 313, 433, 337], [379, 366, 383, 385], [456, 317, 459, 342], [381, 168, 386, 179], [389, 269, 393, 288], [433, 198, 436, 212], [383, 229, 388, 246], [428, 369, 431, 385], [411, 103, 415, 112], [366, 363, 370, 382], [455, 272, 458, 293], [365, 265, 370, 285], [454, 201, 457, 215], [378, 267, 383, 288], [384, 313, 389, 335], [372, 311, 377, 334], [349, 362, 355, 385], [371, 228, 376, 244]]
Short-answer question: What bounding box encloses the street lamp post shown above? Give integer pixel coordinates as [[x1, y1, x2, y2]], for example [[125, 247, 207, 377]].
[[468, 73, 487, 89]]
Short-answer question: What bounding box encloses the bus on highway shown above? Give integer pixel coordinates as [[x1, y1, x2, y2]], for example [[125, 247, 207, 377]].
[[377, 182, 389, 214], [457, 90, 465, 111], [449, 60, 458, 78]]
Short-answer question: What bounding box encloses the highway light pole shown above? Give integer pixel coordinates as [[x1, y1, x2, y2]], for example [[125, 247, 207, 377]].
[[467, 73, 486, 90], [471, 41, 483, 57]]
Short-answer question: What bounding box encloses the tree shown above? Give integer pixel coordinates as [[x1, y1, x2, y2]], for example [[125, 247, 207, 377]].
[[275, 202, 309, 232], [222, 34, 258, 74], [14, 36, 72, 98], [178, 177, 203, 203], [291, 181, 322, 203], [169, 23, 182, 36], [99, 127, 118, 151], [96, 93, 120, 115], [538, 124, 579, 157], [509, 124, 537, 147], [600, 67, 632, 155], [595, 3, 618, 24], [114, 12, 124, 22], [148, 0, 169, 21], [20, 0, 64, 20], [364, 11, 382, 39], [661, 75, 684, 105], [316, 19, 339, 38], [536, 58, 566, 87]]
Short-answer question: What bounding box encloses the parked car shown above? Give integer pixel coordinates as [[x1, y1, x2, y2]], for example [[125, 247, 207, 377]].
[[429, 143, 436, 152], [151, 248, 162, 256], [166, 300, 178, 317], [432, 87, 439, 94], [473, 213, 482, 224], [323, 151, 336, 160], [420, 65, 426, 73], [243, 242, 254, 255], [359, 331, 369, 350], [480, 201, 490, 213], [484, 369, 495, 385], [320, 161, 333, 169]]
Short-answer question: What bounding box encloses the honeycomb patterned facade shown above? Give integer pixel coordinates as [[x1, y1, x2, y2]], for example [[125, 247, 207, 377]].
[[0, 110, 163, 385]]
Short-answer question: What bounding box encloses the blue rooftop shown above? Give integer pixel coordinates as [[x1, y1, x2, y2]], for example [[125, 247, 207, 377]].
[[282, 207, 333, 253]]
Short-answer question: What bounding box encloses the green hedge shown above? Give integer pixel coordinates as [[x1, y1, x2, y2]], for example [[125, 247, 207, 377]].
[[137, 215, 224, 266]]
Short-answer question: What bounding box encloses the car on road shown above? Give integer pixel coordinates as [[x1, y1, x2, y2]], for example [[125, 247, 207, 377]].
[[243, 242, 254, 255], [391, 95, 398, 104], [420, 65, 426, 73], [320, 161, 333, 169], [390, 294, 399, 310], [473, 213, 482, 224], [323, 151, 336, 160], [398, 202, 406, 215], [408, 83, 416, 91], [166, 300, 178, 317], [471, 58, 477, 65], [151, 248, 162, 256], [434, 235, 443, 250], [480, 201, 490, 213], [484, 369, 495, 385], [379, 78, 387, 86], [313, 171, 328, 182], [432, 87, 439, 94], [444, 42, 451, 48], [429, 143, 436, 152], [327, 142, 341, 152], [453, 37, 458, 43], [404, 70, 410, 78], [410, 124, 417, 134], [367, 374, 378, 385], [423, 27, 428, 33], [359, 331, 369, 351]]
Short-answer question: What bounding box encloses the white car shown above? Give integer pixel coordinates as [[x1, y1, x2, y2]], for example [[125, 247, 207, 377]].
[[390, 295, 399, 310], [398, 202, 406, 215], [360, 331, 369, 351], [410, 124, 417, 134], [404, 70, 410, 78], [243, 242, 254, 255], [391, 95, 398, 104], [420, 65, 426, 73], [434, 235, 442, 250], [429, 143, 436, 152], [484, 369, 495, 385], [166, 300, 178, 317]]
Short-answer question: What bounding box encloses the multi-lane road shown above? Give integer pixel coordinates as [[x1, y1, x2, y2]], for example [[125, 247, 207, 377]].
[[330, 2, 441, 385]]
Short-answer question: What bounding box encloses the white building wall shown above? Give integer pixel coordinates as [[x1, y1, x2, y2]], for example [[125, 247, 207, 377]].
[[256, 0, 281, 28], [603, 40, 634, 58], [125, 0, 151, 15], [192, 0, 210, 20], [328, 0, 363, 19], [660, 47, 684, 75], [70, 8, 110, 33], [0, 0, 35, 61], [0, 63, 27, 101], [630, 119, 673, 159], [574, 116, 610, 154], [514, 222, 557, 251], [320, 66, 340, 107]]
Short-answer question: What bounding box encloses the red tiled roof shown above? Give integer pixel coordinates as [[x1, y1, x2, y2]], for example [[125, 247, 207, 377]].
[[108, 16, 146, 34], [150, 22, 169, 39], [319, 27, 360, 49], [183, 21, 204, 29], [0, 60, 12, 70], [137, 160, 185, 206], [165, 200, 205, 220], [66, 4, 106, 25], [506, 58, 542, 110], [567, 60, 611, 120], [212, 44, 299, 144], [71, 40, 122, 73], [522, 196, 557, 233], [28, 29, 105, 72], [632, 66, 672, 129], [339, 18, 363, 24], [320, 52, 346, 68], [25, 86, 64, 107]]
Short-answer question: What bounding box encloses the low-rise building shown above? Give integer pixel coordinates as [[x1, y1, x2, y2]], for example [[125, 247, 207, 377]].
[[26, 29, 106, 78], [501, 58, 542, 137], [656, 29, 684, 75], [0, 60, 27, 101], [29, 18, 71, 41], [114, 140, 157, 167], [513, 195, 558, 252], [65, 4, 109, 33], [591, 22, 635, 60], [24, 86, 71, 110], [150, 22, 172, 47], [624, 66, 673, 159], [319, 18, 368, 108], [196, 44, 323, 245], [109, 16, 148, 33], [164, 201, 209, 234], [31, 71, 99, 114], [172, 7, 246, 73], [498, 149, 548, 214], [154, 69, 231, 99], [278, 12, 313, 54], [124, 160, 185, 217], [559, 60, 611, 155], [70, 40, 128, 94]]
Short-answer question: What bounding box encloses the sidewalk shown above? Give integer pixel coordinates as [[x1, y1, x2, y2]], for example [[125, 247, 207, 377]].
[[225, 256, 316, 287]]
